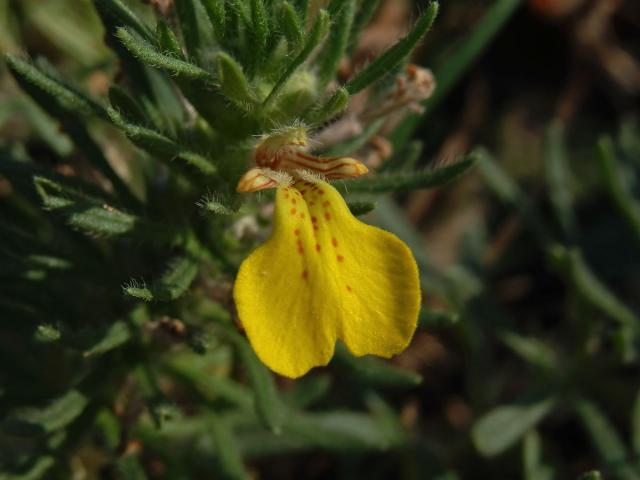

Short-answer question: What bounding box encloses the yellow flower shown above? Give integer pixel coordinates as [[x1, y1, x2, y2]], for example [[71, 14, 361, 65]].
[[233, 127, 421, 378]]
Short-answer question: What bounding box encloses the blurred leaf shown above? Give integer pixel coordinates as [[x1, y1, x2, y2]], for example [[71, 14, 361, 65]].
[[391, 0, 524, 148], [210, 416, 249, 480], [597, 135, 640, 247], [116, 455, 148, 480], [333, 345, 422, 388], [317, 0, 356, 87], [523, 430, 554, 480], [544, 122, 577, 241], [498, 331, 558, 372], [472, 396, 556, 457], [633, 389, 640, 455], [579, 472, 604, 480], [278, 2, 304, 47], [0, 456, 55, 480], [223, 327, 284, 433], [217, 52, 257, 105], [83, 321, 132, 357], [1, 390, 88, 437], [347, 201, 376, 216], [573, 397, 640, 480]]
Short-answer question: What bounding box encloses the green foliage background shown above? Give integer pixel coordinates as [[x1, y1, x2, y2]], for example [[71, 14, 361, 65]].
[[0, 0, 639, 478]]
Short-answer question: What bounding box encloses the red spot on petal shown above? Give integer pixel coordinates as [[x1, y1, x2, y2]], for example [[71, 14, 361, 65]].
[[294, 229, 300, 236], [323, 201, 330, 207], [313, 225, 319, 231], [300, 213, 305, 219], [337, 255, 344, 262], [332, 237, 338, 247], [291, 208, 297, 215], [284, 193, 289, 199], [316, 244, 321, 252], [311, 216, 318, 223], [318, 190, 325, 195], [300, 190, 306, 194], [292, 199, 297, 205], [309, 201, 315, 206], [324, 212, 331, 220], [302, 270, 308, 280], [346, 285, 352, 292]]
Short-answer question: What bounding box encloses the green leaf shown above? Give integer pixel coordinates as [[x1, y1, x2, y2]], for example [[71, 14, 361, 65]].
[[209, 416, 249, 480], [83, 321, 132, 357], [472, 396, 556, 457], [116, 455, 148, 480], [336, 155, 475, 194], [317, 0, 356, 87], [223, 327, 284, 433], [597, 135, 640, 247], [544, 122, 577, 241], [248, 0, 269, 73], [155, 20, 185, 59], [333, 345, 422, 388], [573, 397, 640, 480], [217, 52, 257, 105], [175, 0, 203, 60], [93, 0, 154, 42], [116, 27, 217, 84], [278, 2, 304, 47], [579, 472, 604, 480], [498, 331, 558, 372], [476, 149, 551, 245], [523, 430, 554, 480], [33, 176, 169, 240], [305, 87, 350, 125], [391, 0, 523, 148], [633, 389, 640, 455], [264, 9, 330, 105], [108, 85, 147, 124], [347, 201, 376, 216], [5, 54, 105, 119], [344, 2, 438, 95], [107, 107, 217, 176], [1, 390, 88, 437], [201, 0, 226, 42], [550, 247, 639, 331], [0, 457, 55, 480], [123, 255, 199, 302], [348, 0, 381, 51]]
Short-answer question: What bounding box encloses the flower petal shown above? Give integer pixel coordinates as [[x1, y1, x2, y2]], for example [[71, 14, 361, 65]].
[[233, 181, 420, 378]]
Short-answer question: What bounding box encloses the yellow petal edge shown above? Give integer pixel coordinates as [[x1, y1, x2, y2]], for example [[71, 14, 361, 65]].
[[233, 180, 421, 378]]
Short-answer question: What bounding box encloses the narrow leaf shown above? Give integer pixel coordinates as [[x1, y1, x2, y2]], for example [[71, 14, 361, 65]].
[[597, 135, 640, 247], [337, 155, 475, 194], [201, 0, 226, 42], [5, 54, 105, 119], [334, 345, 422, 388], [264, 9, 330, 105], [472, 396, 556, 457], [116, 27, 216, 84], [210, 416, 249, 480], [217, 52, 257, 104], [278, 2, 304, 47], [573, 397, 640, 480], [317, 0, 356, 87], [1, 390, 88, 436], [123, 255, 199, 302], [93, 0, 155, 42], [544, 122, 577, 240], [223, 327, 284, 433], [83, 321, 132, 357], [344, 2, 438, 95], [108, 107, 217, 176], [156, 20, 185, 59]]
